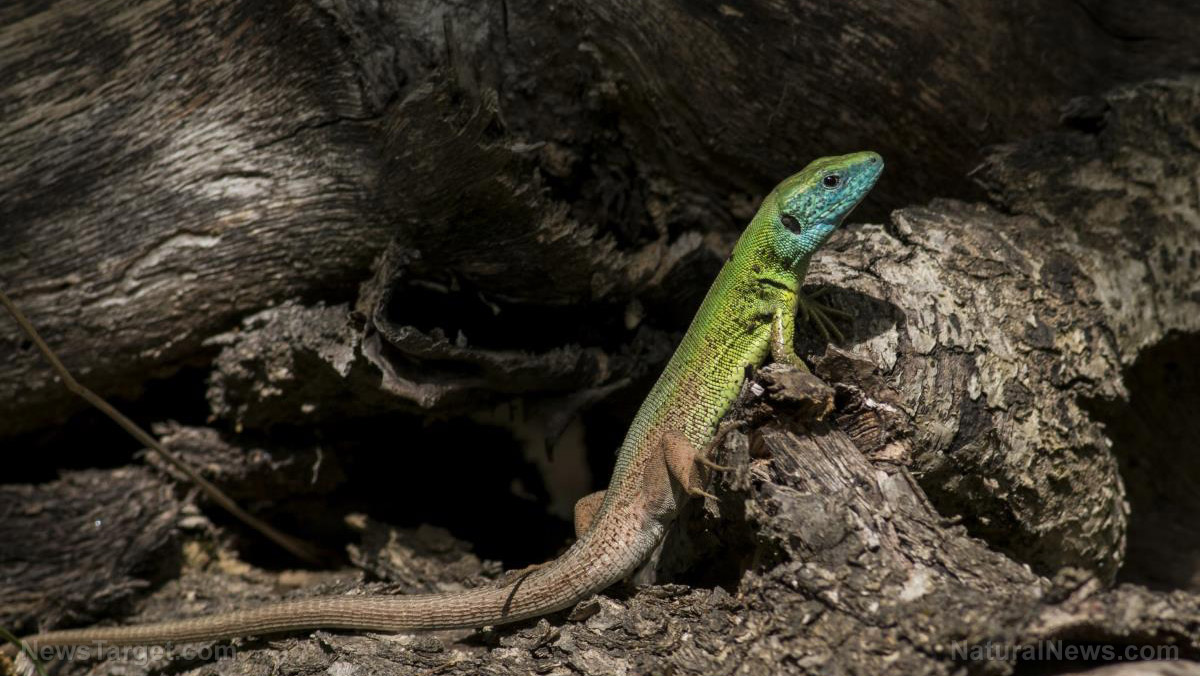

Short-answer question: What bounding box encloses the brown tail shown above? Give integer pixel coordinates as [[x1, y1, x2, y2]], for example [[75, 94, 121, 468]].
[[12, 500, 658, 652]]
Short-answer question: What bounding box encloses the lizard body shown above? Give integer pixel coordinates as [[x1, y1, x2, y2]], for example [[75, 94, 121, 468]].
[[9, 151, 882, 655]]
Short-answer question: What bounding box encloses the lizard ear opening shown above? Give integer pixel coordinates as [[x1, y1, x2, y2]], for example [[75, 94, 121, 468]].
[[780, 213, 803, 233]]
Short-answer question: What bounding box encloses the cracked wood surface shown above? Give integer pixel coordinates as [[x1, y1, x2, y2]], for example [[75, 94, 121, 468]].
[[4, 76, 1200, 671], [3, 0, 1199, 436], [5, 366, 1200, 675], [3, 1, 1200, 674]]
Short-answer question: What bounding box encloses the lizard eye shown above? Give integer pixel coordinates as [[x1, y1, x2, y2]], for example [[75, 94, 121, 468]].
[[780, 213, 802, 233], [822, 174, 842, 189]]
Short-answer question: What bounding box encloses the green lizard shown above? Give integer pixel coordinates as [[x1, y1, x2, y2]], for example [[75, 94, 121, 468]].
[[8, 151, 882, 656]]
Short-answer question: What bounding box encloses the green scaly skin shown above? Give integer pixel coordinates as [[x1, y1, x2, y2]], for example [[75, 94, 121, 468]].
[[616, 150, 884, 469], [8, 152, 882, 659], [582, 151, 884, 566]]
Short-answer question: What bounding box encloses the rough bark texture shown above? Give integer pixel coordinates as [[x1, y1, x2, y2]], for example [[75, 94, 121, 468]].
[[3, 0, 1200, 674], [5, 367, 1200, 676], [0, 468, 182, 630], [4, 0, 1200, 435], [798, 78, 1200, 581]]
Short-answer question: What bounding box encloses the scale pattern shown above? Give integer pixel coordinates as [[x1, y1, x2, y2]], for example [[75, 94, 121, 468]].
[[12, 152, 882, 653]]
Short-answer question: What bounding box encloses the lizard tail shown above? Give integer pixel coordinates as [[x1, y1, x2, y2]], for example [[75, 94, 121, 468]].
[[9, 502, 658, 652]]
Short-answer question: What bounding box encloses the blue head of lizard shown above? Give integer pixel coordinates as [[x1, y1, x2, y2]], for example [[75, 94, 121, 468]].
[[767, 151, 883, 267]]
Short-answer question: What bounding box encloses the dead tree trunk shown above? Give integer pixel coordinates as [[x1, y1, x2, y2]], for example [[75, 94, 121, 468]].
[[3, 1, 1200, 674]]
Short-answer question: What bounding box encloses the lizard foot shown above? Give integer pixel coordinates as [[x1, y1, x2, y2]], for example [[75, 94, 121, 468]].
[[695, 419, 740, 472], [799, 287, 852, 343], [663, 431, 723, 502], [695, 454, 732, 472], [498, 561, 547, 586]]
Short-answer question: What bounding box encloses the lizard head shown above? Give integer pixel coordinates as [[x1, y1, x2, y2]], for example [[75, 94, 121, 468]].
[[768, 151, 883, 262]]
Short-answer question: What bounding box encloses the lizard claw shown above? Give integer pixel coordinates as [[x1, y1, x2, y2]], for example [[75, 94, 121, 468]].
[[695, 455, 733, 472], [695, 419, 739, 472], [798, 287, 851, 343], [498, 561, 546, 586], [687, 486, 720, 501]]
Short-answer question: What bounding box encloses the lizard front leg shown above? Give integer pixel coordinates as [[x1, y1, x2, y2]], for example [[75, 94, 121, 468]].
[[770, 306, 810, 372]]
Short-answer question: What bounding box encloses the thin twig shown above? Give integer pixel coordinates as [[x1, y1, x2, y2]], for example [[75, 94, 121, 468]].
[[0, 288, 327, 565]]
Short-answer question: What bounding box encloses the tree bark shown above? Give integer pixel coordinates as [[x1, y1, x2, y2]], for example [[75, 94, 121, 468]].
[[3, 1, 1200, 674], [5, 365, 1200, 675], [4, 0, 1198, 435]]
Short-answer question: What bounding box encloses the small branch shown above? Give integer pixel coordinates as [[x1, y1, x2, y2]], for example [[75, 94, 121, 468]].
[[0, 288, 329, 566]]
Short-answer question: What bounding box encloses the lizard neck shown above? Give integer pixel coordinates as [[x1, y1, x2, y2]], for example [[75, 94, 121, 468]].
[[740, 188, 816, 282], [609, 198, 809, 477]]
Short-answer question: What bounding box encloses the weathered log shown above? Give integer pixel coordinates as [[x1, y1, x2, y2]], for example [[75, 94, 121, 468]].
[[208, 77, 1200, 582], [3, 1, 1200, 674], [5, 366, 1199, 675], [4, 73, 1198, 672], [0, 467, 181, 630], [4, 0, 1199, 436]]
